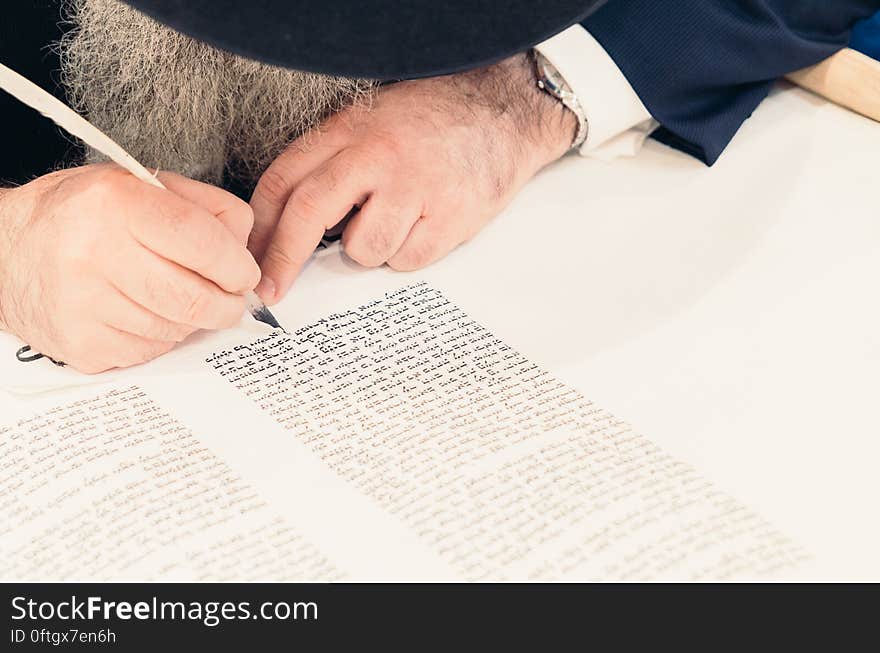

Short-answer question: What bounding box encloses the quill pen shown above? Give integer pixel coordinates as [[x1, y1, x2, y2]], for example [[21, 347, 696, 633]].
[[0, 62, 282, 330]]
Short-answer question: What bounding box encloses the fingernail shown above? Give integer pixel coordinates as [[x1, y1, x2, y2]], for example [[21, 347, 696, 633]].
[[255, 276, 275, 303]]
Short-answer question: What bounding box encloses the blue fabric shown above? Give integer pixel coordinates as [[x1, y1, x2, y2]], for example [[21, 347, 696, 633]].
[[582, 1, 880, 165], [852, 12, 880, 59]]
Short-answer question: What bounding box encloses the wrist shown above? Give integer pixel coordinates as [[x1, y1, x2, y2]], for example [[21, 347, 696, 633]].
[[502, 53, 579, 168], [535, 87, 579, 163]]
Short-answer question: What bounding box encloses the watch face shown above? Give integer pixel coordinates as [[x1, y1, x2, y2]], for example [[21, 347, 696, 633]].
[[536, 53, 567, 99]]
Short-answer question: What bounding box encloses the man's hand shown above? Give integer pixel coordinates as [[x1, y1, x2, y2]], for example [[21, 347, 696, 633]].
[[0, 164, 260, 373], [249, 53, 577, 304]]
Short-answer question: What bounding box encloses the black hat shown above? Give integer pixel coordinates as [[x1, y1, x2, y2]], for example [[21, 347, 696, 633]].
[[121, 0, 607, 80]]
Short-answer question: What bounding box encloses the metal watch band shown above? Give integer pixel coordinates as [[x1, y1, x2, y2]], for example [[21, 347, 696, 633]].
[[532, 50, 589, 149]]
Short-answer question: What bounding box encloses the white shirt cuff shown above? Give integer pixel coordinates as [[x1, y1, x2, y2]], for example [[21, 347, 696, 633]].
[[534, 24, 658, 158]]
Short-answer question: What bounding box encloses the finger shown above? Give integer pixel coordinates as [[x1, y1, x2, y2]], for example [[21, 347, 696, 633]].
[[341, 193, 422, 268], [106, 243, 248, 330], [157, 171, 255, 245], [96, 287, 196, 343], [103, 327, 177, 370], [249, 125, 351, 260], [257, 151, 375, 304], [63, 325, 176, 374], [387, 215, 465, 272], [127, 181, 261, 294]]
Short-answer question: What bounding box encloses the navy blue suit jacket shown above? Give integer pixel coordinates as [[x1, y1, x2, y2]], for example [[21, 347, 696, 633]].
[[583, 0, 880, 165]]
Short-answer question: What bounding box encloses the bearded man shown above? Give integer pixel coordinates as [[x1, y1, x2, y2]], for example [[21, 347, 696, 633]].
[[0, 0, 875, 372]]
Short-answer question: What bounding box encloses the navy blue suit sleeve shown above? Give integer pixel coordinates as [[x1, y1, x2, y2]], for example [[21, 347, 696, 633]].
[[582, 0, 880, 165]]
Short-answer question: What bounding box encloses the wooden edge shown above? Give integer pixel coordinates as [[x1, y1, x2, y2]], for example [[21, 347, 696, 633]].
[[785, 48, 880, 122]]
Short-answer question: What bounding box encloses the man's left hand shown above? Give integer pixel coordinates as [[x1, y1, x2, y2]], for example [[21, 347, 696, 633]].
[[249, 53, 577, 304]]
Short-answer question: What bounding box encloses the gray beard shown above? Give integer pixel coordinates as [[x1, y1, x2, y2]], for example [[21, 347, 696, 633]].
[[59, 0, 374, 191]]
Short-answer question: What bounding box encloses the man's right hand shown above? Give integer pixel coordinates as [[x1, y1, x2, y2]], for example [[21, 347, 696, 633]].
[[0, 164, 261, 373]]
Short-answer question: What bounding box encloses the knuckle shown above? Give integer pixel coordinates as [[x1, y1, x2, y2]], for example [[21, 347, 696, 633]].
[[73, 178, 109, 209], [80, 169, 120, 203], [181, 286, 243, 330], [45, 165, 114, 210], [175, 325, 197, 342], [344, 228, 393, 268], [314, 157, 354, 193], [390, 240, 437, 271], [182, 290, 212, 326], [151, 341, 176, 360], [288, 180, 323, 220], [386, 257, 411, 272], [406, 244, 434, 268], [162, 203, 198, 238], [142, 273, 169, 308], [154, 319, 193, 343], [264, 243, 297, 272], [145, 191, 197, 236], [80, 167, 142, 211], [255, 167, 293, 206], [344, 246, 379, 268], [144, 273, 206, 326], [366, 224, 396, 257]]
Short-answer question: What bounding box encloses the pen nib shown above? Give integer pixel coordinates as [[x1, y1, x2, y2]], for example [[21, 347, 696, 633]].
[[245, 291, 284, 331]]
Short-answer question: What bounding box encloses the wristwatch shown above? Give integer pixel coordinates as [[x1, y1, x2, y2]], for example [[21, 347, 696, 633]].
[[532, 49, 589, 149]]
